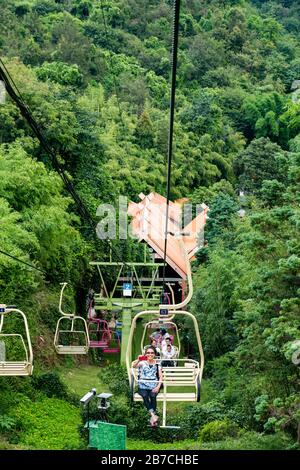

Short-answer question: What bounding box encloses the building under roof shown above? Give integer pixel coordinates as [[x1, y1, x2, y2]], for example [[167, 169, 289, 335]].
[[128, 192, 208, 279]]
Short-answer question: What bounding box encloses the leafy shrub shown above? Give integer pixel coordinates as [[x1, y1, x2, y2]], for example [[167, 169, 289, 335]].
[[0, 415, 16, 432], [32, 372, 69, 399], [127, 431, 295, 450], [11, 397, 82, 450], [113, 399, 171, 441], [175, 400, 228, 439], [198, 419, 242, 442], [15, 3, 31, 17], [0, 377, 38, 417], [104, 396, 161, 441], [255, 394, 300, 441], [200, 431, 296, 450], [99, 365, 129, 396], [106, 395, 131, 426], [35, 62, 83, 86]]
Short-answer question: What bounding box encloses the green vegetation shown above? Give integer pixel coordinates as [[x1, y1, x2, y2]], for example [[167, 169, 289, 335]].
[[11, 397, 82, 450], [60, 365, 107, 396], [127, 431, 294, 450], [0, 0, 299, 450]]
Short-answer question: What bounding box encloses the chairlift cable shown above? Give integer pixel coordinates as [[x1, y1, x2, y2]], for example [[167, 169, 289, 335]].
[[0, 249, 46, 275], [162, 0, 181, 294], [0, 58, 130, 268], [0, 59, 94, 227], [99, 0, 125, 126]]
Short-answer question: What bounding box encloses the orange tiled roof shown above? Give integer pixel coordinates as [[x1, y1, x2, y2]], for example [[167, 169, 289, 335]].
[[128, 192, 208, 279]]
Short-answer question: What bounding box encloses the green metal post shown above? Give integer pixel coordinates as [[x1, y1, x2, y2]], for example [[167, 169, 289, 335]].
[[120, 306, 132, 365]]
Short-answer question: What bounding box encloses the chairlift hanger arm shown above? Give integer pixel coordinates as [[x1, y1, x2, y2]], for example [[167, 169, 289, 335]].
[[166, 283, 175, 305], [145, 265, 160, 300], [160, 238, 193, 311], [59, 282, 74, 317], [96, 265, 109, 298]]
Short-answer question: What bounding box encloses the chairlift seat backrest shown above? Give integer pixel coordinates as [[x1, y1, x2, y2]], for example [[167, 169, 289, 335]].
[[88, 319, 112, 349], [54, 315, 89, 355], [55, 283, 90, 355], [0, 306, 33, 376]]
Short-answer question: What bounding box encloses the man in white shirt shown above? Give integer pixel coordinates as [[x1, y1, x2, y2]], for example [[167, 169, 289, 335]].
[[161, 336, 175, 356], [161, 343, 177, 367]]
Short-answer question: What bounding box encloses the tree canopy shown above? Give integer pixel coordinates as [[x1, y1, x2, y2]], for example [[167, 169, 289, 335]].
[[0, 0, 299, 449]]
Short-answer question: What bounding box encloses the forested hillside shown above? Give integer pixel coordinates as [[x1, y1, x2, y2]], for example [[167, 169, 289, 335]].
[[0, 0, 299, 450]]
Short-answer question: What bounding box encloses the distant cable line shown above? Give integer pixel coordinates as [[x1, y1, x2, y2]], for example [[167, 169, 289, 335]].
[[0, 58, 129, 268], [0, 58, 95, 228], [99, 0, 125, 127], [0, 249, 46, 274]]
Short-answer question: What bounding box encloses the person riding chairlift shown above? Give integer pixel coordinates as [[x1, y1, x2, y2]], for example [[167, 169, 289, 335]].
[[161, 343, 177, 368], [150, 328, 162, 343], [161, 336, 175, 355], [87, 289, 97, 319], [108, 315, 117, 329], [132, 346, 163, 427], [144, 339, 161, 358], [160, 328, 171, 347]]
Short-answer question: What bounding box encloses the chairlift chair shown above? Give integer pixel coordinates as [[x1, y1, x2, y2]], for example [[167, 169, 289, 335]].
[[87, 314, 120, 353], [127, 309, 203, 428], [142, 319, 180, 356], [88, 319, 111, 349], [103, 330, 121, 354], [0, 304, 33, 376], [126, 238, 204, 428], [54, 283, 89, 355], [86, 294, 115, 349]]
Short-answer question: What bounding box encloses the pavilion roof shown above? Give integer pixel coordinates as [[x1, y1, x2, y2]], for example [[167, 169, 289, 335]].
[[128, 192, 208, 279]]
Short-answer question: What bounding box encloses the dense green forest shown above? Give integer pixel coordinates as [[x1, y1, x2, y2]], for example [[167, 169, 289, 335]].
[[0, 0, 299, 450]]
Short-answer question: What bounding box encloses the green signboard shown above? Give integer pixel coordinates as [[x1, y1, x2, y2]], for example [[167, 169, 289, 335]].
[[88, 421, 126, 450]]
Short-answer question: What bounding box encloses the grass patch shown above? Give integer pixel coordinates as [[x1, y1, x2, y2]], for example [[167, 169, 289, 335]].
[[0, 437, 30, 450], [127, 431, 294, 450], [59, 365, 108, 396], [11, 397, 82, 450], [127, 438, 200, 450]]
